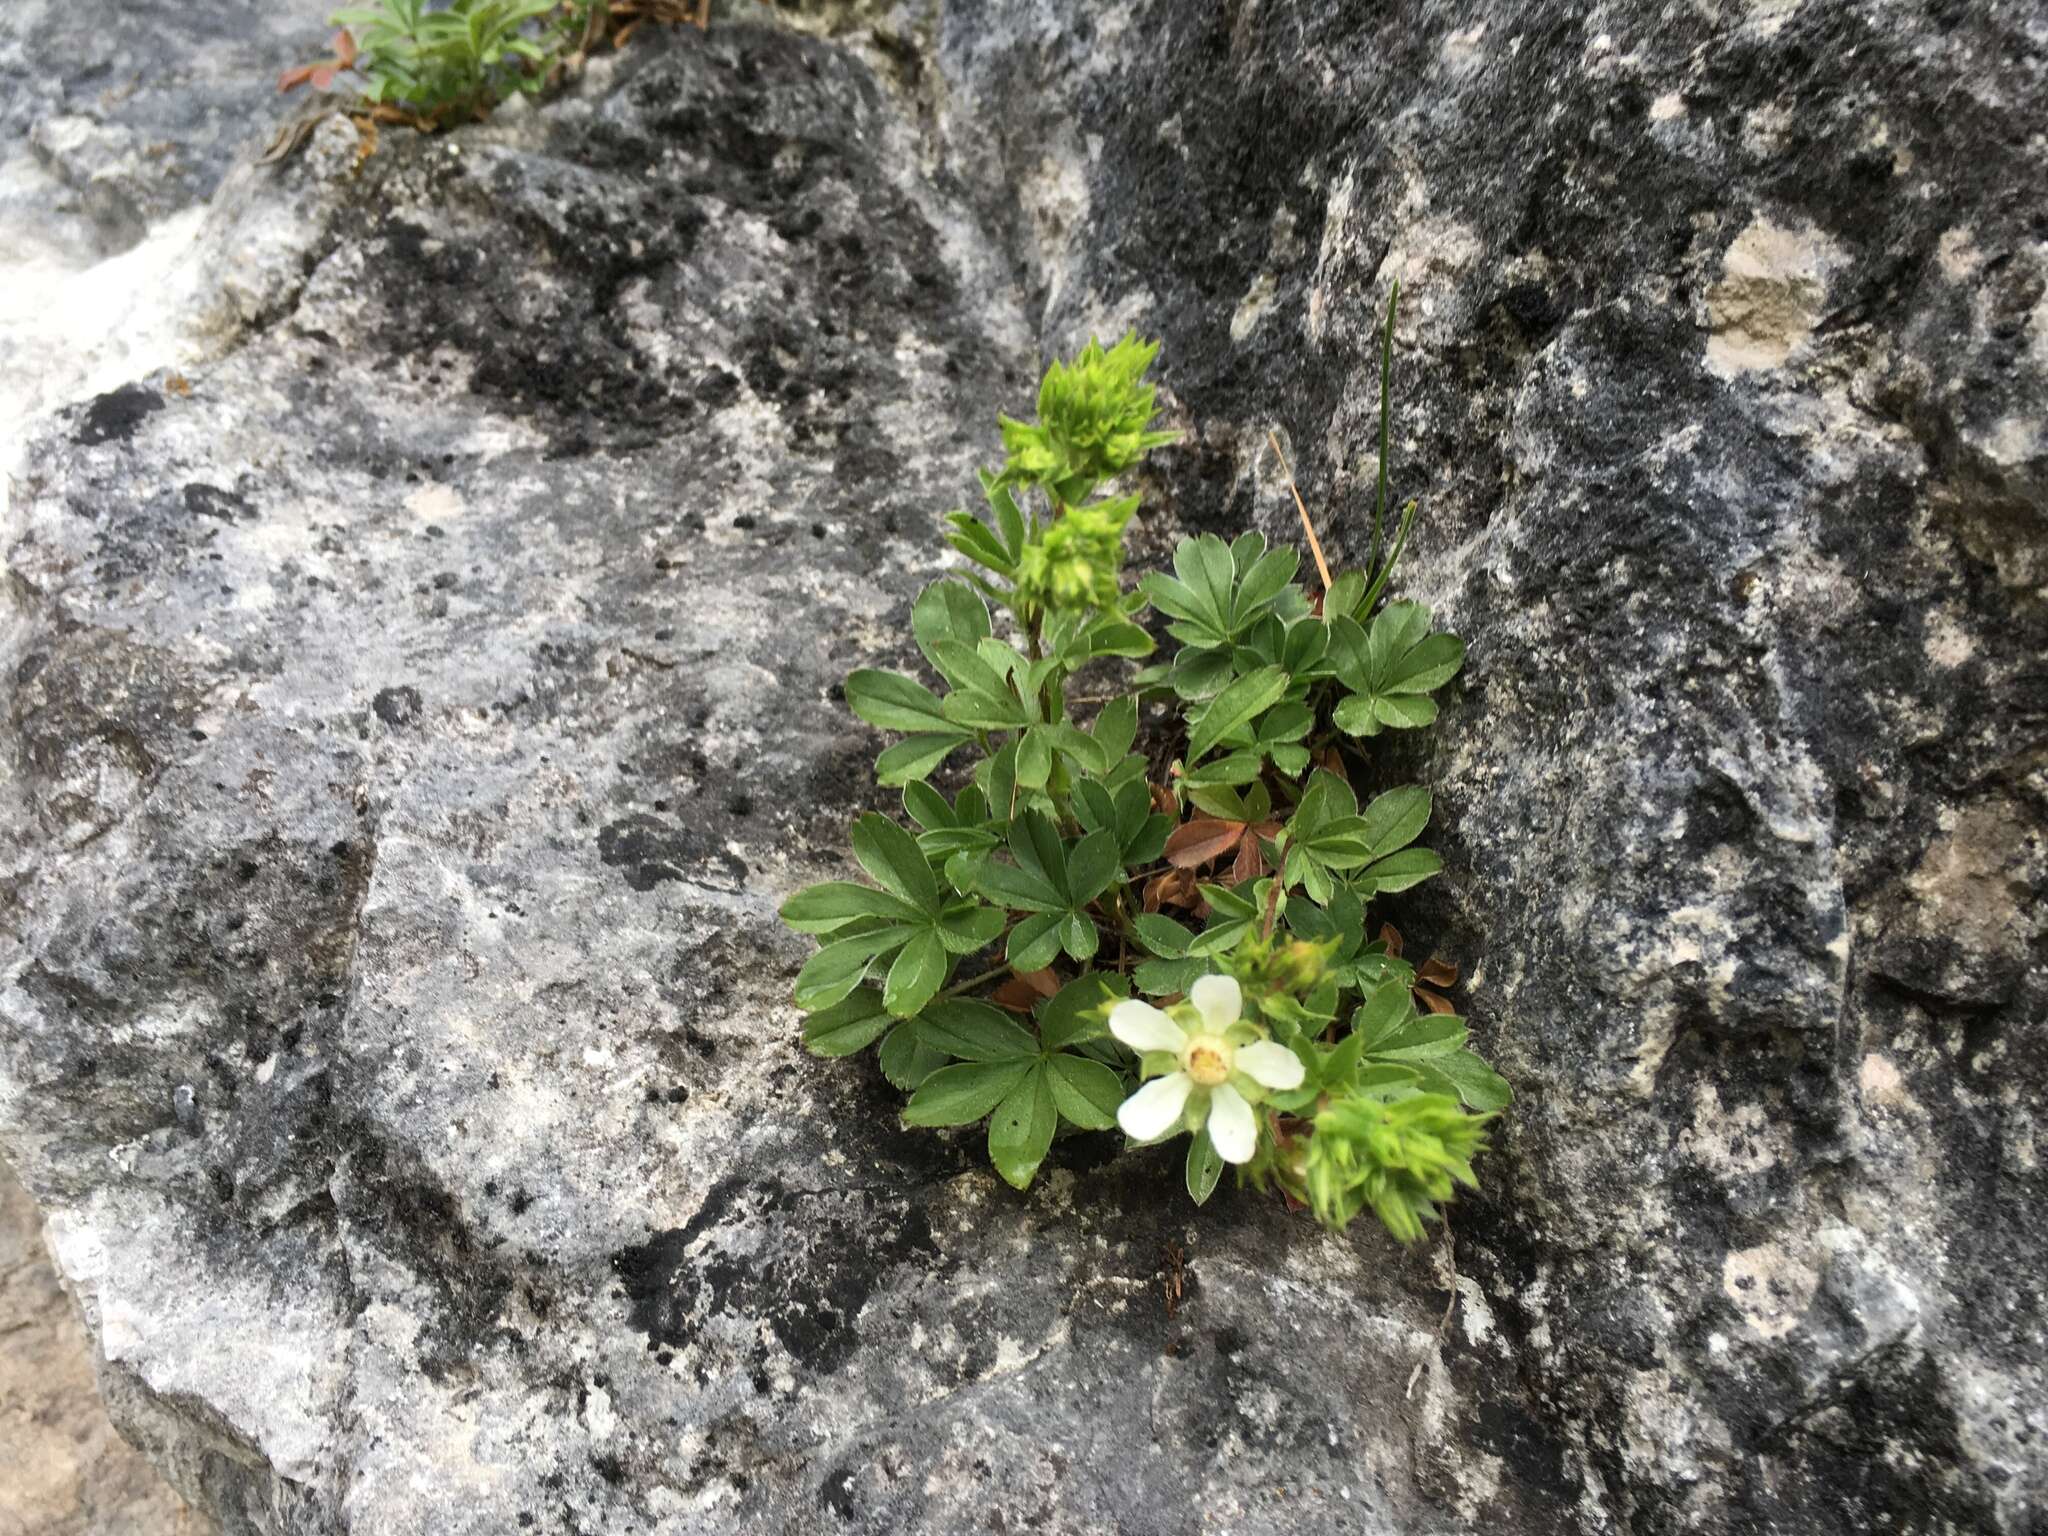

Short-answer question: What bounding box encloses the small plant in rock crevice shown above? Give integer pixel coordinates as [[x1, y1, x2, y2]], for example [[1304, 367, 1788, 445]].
[[780, 297, 1509, 1242], [278, 0, 705, 135]]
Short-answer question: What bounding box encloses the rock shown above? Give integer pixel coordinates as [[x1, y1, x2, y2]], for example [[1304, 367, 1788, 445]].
[[1, 5, 2044, 1536], [0, 1162, 202, 1536]]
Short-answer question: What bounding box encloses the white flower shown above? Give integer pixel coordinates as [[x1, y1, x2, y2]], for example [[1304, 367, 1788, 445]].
[[1108, 974, 1305, 1164]]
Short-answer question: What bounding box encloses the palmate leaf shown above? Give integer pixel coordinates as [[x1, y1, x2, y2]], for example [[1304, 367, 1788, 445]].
[[784, 810, 1008, 1018], [1330, 600, 1465, 738], [895, 976, 1137, 1190], [974, 812, 1118, 969], [1346, 980, 1512, 1111], [1283, 774, 1441, 905], [1140, 532, 1301, 651]]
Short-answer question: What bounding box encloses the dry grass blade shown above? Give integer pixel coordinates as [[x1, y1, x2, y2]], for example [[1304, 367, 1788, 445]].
[[258, 102, 338, 165], [1267, 430, 1334, 596]]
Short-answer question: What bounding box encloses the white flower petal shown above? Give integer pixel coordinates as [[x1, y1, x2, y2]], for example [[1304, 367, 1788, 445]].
[[1118, 1072, 1194, 1142], [1206, 1084, 1257, 1164], [1109, 999, 1186, 1055], [1189, 973, 1242, 1032], [1235, 1040, 1306, 1091]]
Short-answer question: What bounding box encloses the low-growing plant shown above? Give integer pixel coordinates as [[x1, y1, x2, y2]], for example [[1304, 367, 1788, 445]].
[[282, 1, 578, 122], [781, 295, 1508, 1242], [279, 0, 700, 129]]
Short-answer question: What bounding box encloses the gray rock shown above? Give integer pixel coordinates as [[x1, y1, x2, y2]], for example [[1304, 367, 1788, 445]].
[[2, 4, 2043, 1536]]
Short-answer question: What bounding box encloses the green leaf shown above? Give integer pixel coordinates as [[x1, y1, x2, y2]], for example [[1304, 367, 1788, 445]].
[[1357, 846, 1443, 895], [851, 814, 940, 911], [916, 998, 1038, 1060], [1131, 912, 1194, 958], [1324, 570, 1366, 621], [1059, 910, 1100, 962], [1037, 971, 1126, 1050], [794, 926, 910, 1012], [902, 1059, 1033, 1126], [1232, 544, 1300, 623], [801, 988, 895, 1057], [878, 1022, 948, 1090], [1331, 602, 1464, 735], [1352, 981, 1415, 1052], [1421, 1048, 1514, 1111], [1092, 695, 1138, 759], [1389, 631, 1465, 694], [1042, 722, 1109, 776], [1186, 1129, 1224, 1204], [845, 669, 954, 734], [780, 880, 922, 934], [1370, 1014, 1470, 1059], [1015, 725, 1053, 789], [1007, 911, 1065, 971], [883, 928, 948, 1017], [1185, 665, 1290, 765], [874, 734, 967, 786], [1048, 1054, 1124, 1129], [1065, 828, 1121, 904], [912, 580, 991, 670], [1358, 785, 1431, 861], [938, 902, 1008, 953], [988, 1066, 1058, 1189]]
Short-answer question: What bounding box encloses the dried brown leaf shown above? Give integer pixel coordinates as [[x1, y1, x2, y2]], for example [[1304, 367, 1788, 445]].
[[1165, 818, 1244, 870]]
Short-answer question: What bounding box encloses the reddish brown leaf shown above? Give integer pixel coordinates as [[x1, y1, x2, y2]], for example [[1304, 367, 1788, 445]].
[[1417, 955, 1459, 988], [277, 63, 317, 92], [1143, 867, 1201, 914], [332, 28, 358, 67], [989, 968, 1058, 1013], [1378, 922, 1405, 958], [309, 65, 337, 90], [1237, 819, 1281, 886], [1229, 832, 1266, 886], [1165, 818, 1244, 869], [1315, 746, 1348, 780], [1149, 783, 1177, 816], [1415, 987, 1456, 1015]]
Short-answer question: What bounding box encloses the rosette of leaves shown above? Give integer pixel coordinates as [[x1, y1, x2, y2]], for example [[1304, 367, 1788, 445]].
[[779, 302, 1509, 1242]]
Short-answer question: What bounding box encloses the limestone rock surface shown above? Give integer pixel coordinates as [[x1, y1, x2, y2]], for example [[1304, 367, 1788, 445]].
[[2, 3, 2043, 1535]]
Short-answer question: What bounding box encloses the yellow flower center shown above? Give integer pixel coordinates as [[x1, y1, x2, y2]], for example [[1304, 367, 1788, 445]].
[[1182, 1034, 1233, 1088]]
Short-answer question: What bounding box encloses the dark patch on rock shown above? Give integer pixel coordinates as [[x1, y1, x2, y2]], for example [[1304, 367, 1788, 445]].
[[371, 686, 423, 728], [614, 1175, 939, 1376], [73, 382, 164, 446], [596, 814, 747, 891], [181, 483, 255, 523]]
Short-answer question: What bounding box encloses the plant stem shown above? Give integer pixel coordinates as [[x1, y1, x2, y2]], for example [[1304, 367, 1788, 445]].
[[1358, 497, 1420, 616], [1373, 280, 1400, 577], [939, 962, 1012, 1000]]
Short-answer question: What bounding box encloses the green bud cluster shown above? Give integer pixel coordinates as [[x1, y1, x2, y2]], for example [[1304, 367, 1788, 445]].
[[1302, 1092, 1492, 1242], [996, 334, 1179, 506], [1013, 494, 1139, 614]]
